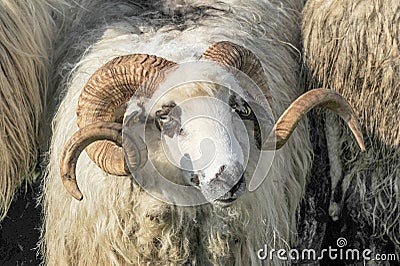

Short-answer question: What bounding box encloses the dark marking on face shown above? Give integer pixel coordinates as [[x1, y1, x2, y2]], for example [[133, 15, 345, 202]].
[[155, 102, 182, 138], [215, 165, 226, 179], [190, 173, 200, 186]]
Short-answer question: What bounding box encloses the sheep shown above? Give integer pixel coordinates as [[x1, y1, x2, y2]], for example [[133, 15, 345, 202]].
[[303, 0, 400, 258], [0, 0, 63, 220], [41, 1, 364, 264]]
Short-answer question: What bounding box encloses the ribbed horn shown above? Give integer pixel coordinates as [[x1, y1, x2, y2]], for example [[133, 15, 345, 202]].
[[263, 88, 366, 151], [201, 41, 271, 103], [76, 54, 176, 176], [61, 122, 123, 200]]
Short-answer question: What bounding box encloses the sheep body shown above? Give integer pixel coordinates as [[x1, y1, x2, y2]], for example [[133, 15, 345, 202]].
[[42, 1, 310, 264], [303, 0, 400, 254], [0, 0, 63, 220]]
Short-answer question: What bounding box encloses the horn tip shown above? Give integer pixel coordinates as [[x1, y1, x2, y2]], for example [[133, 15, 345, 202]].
[[71, 188, 84, 201], [63, 177, 84, 201]]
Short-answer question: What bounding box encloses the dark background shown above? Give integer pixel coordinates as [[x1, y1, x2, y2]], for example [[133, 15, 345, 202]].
[[0, 181, 41, 265]]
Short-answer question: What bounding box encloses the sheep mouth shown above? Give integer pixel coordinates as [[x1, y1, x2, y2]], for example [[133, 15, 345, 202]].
[[213, 175, 246, 206]]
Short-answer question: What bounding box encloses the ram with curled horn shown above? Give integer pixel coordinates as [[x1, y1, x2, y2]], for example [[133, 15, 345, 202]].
[[43, 1, 364, 265], [61, 42, 364, 201]]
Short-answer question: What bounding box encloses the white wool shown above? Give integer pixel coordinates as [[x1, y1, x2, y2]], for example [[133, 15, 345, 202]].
[[42, 1, 311, 264]]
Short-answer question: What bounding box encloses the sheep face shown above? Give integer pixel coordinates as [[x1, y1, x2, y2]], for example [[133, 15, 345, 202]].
[[127, 83, 254, 206]]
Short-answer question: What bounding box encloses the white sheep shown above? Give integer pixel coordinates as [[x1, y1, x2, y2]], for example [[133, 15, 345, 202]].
[[41, 1, 364, 264]]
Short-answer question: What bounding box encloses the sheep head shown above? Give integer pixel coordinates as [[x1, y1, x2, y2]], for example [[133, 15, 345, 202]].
[[125, 80, 257, 205], [60, 41, 365, 203]]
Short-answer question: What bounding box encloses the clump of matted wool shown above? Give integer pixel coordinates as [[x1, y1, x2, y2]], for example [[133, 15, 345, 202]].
[[303, 0, 400, 246], [0, 1, 61, 220]]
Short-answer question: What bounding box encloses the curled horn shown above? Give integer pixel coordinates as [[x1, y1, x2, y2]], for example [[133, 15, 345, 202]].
[[201, 41, 272, 103], [202, 42, 365, 152], [61, 122, 122, 200], [263, 88, 366, 151], [61, 54, 176, 199]]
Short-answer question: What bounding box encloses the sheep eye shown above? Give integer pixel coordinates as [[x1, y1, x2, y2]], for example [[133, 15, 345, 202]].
[[155, 115, 173, 131], [235, 103, 253, 119], [154, 103, 182, 137], [159, 114, 171, 123], [240, 105, 252, 117], [229, 96, 253, 119]]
